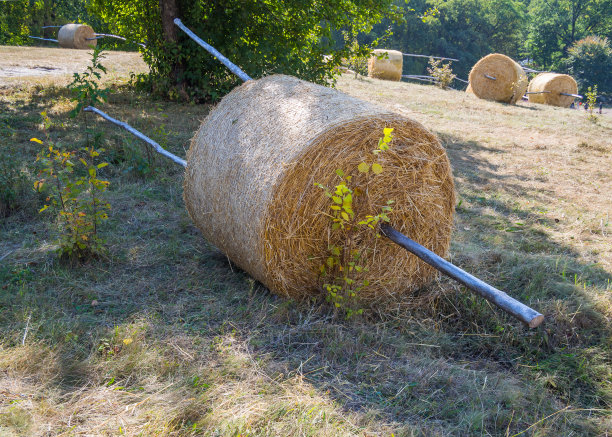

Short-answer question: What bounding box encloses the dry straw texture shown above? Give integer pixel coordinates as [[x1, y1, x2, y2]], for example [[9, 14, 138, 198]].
[[527, 73, 578, 107], [368, 49, 403, 81], [184, 74, 455, 305], [58, 24, 97, 50], [468, 53, 527, 104]]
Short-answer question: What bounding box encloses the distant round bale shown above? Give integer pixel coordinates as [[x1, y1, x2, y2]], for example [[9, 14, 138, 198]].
[[465, 83, 473, 93], [58, 24, 97, 50], [368, 49, 403, 82], [468, 53, 527, 104], [527, 73, 578, 107], [183, 74, 455, 304]]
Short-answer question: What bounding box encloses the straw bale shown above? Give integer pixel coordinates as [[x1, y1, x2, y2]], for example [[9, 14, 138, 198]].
[[527, 73, 578, 107], [368, 49, 403, 81], [466, 83, 473, 93], [183, 74, 455, 304], [58, 24, 97, 50], [468, 53, 527, 104]]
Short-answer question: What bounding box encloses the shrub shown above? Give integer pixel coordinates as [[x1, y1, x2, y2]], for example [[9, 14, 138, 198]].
[[427, 58, 456, 89], [33, 114, 111, 260], [566, 36, 612, 96], [89, 0, 401, 100]]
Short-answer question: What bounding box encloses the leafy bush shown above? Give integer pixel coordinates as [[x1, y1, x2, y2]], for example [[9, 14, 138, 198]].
[[427, 58, 456, 89], [567, 36, 612, 96], [89, 0, 400, 100], [34, 114, 111, 260], [585, 85, 598, 122]]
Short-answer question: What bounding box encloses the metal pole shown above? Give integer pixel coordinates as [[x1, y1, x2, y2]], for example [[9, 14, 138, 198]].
[[403, 53, 459, 62], [41, 25, 63, 29], [484, 74, 497, 80], [83, 106, 187, 168], [525, 91, 551, 94], [86, 34, 147, 48], [380, 224, 544, 328], [173, 18, 252, 82], [560, 92, 583, 99], [28, 36, 59, 43]]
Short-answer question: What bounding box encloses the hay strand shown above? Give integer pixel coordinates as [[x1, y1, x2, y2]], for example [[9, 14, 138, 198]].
[[58, 24, 97, 49], [527, 73, 579, 107], [468, 54, 527, 104], [183, 74, 455, 305], [368, 49, 403, 82]]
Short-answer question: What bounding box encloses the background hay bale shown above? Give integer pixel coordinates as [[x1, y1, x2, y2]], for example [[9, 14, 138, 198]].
[[527, 73, 578, 107], [465, 83, 473, 93], [58, 24, 96, 50], [183, 74, 455, 305], [368, 49, 403, 82], [468, 53, 527, 104]]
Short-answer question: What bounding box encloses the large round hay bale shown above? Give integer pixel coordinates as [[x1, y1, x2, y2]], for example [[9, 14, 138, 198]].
[[58, 24, 97, 49], [184, 74, 455, 304], [468, 53, 527, 104], [465, 83, 473, 93], [368, 49, 403, 82], [527, 73, 578, 107]]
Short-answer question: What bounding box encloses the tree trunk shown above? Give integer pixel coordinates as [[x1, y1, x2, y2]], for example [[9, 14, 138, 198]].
[[159, 0, 187, 97]]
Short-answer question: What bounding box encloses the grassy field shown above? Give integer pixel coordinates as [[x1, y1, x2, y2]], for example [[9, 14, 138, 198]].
[[1, 46, 611, 436]]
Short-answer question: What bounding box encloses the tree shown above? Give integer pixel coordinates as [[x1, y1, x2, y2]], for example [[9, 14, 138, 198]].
[[89, 0, 400, 100], [527, 0, 612, 69], [566, 36, 612, 95], [370, 0, 526, 80]]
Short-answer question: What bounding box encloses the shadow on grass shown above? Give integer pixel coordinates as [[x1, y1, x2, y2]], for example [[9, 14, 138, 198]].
[[1, 94, 610, 435]]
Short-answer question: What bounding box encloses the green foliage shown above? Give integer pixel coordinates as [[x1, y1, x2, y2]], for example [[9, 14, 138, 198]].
[[89, 0, 400, 100], [372, 0, 526, 80], [427, 58, 456, 89], [342, 33, 370, 78], [567, 37, 612, 96], [68, 46, 110, 116], [33, 113, 110, 259], [315, 128, 394, 318], [526, 0, 611, 70], [0, 0, 116, 47], [585, 85, 598, 122]]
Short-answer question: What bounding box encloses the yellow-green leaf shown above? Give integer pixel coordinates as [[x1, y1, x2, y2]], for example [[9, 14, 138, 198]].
[[30, 137, 43, 144], [383, 127, 394, 136], [332, 196, 342, 204], [341, 212, 349, 221], [358, 162, 369, 173], [372, 163, 383, 174]]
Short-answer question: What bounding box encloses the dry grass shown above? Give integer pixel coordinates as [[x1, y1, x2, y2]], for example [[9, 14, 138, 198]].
[[527, 73, 578, 108], [184, 74, 454, 304], [467, 54, 528, 104], [1, 48, 611, 436], [0, 45, 147, 87], [367, 50, 403, 82], [57, 24, 97, 50]]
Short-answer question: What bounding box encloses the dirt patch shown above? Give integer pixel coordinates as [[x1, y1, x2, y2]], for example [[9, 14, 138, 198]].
[[0, 45, 147, 86]]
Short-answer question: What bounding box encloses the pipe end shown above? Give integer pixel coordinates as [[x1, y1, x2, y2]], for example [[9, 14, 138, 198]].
[[528, 314, 545, 329]]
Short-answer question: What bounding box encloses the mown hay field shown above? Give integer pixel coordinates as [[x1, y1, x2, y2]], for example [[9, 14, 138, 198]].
[[1, 47, 611, 436]]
